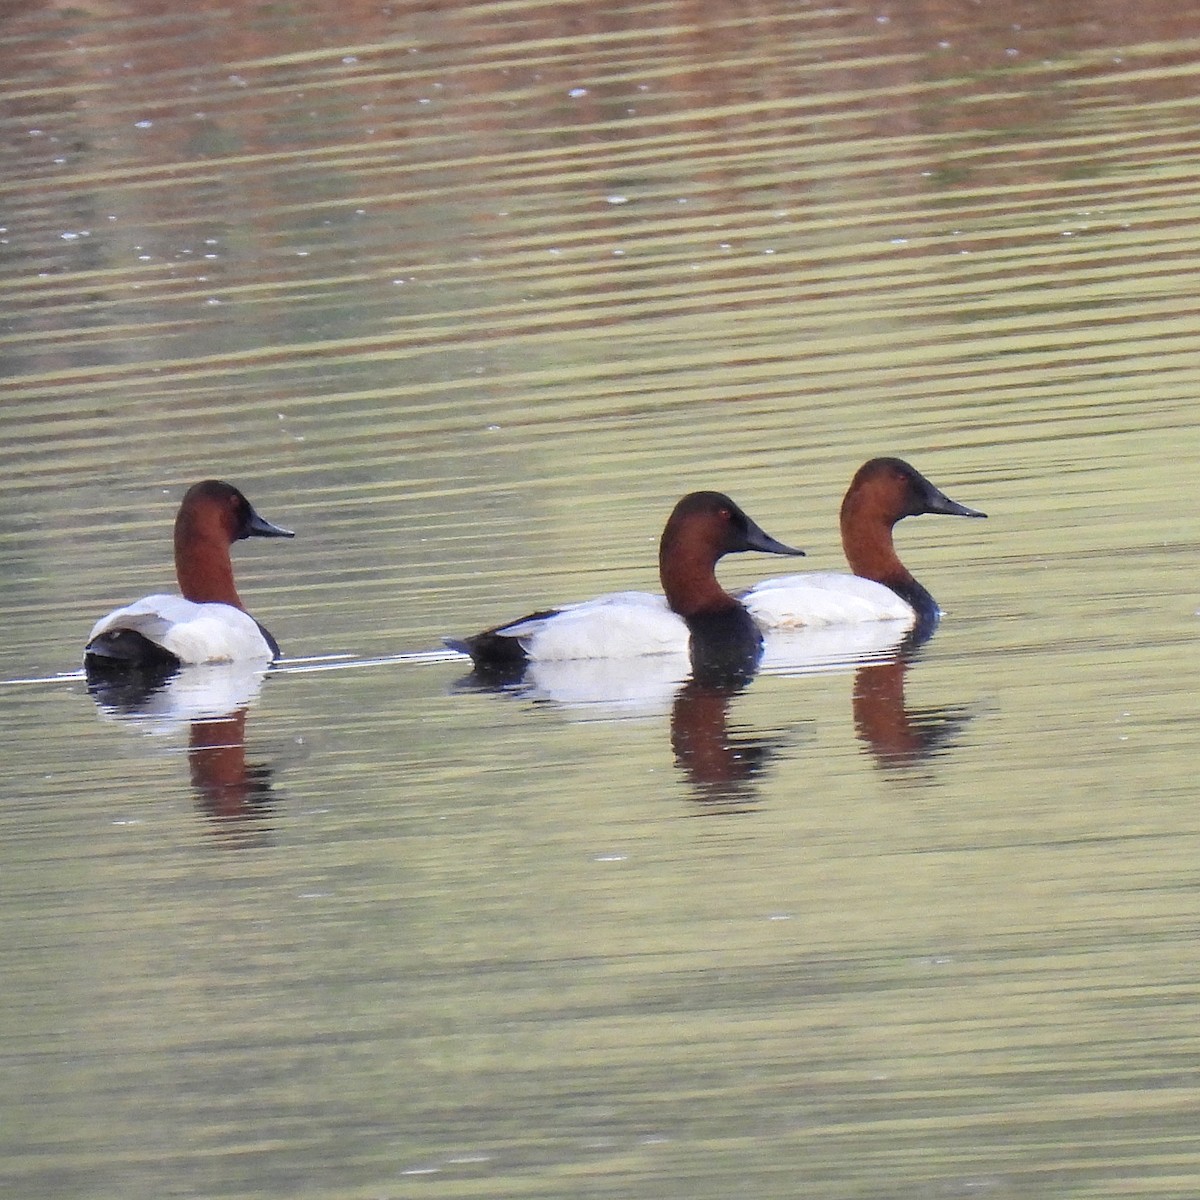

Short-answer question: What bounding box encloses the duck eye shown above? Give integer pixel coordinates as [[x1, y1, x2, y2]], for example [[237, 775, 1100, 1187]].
[[718, 508, 731, 521]]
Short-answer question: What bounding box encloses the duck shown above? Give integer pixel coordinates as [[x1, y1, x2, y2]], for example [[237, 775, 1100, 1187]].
[[742, 457, 985, 641], [84, 480, 294, 671], [447, 491, 804, 667]]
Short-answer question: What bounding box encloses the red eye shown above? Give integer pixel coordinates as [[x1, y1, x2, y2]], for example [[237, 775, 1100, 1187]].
[[718, 508, 731, 521]]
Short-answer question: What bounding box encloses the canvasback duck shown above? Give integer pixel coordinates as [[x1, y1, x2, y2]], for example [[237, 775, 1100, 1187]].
[[447, 491, 804, 666], [84, 480, 294, 670], [743, 458, 985, 640]]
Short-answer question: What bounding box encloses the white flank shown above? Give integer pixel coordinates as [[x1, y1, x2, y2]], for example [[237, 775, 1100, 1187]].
[[742, 572, 915, 630], [497, 591, 690, 661], [87, 594, 276, 664]]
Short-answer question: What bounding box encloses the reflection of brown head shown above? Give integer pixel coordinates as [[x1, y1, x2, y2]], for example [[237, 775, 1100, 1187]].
[[188, 710, 275, 829], [670, 680, 778, 808], [852, 657, 974, 769]]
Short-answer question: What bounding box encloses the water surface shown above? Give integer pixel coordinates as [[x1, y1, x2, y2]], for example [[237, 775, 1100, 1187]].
[[4, 1, 1200, 1196]]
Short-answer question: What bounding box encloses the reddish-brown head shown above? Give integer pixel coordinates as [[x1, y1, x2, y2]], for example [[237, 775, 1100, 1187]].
[[659, 491, 803, 617], [839, 457, 985, 588], [173, 480, 293, 607]]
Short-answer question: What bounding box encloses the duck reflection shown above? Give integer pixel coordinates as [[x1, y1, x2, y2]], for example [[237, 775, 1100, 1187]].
[[453, 615, 974, 804], [667, 613, 787, 811], [455, 615, 793, 809], [851, 648, 974, 769], [762, 622, 975, 770], [668, 678, 780, 810], [186, 708, 276, 833], [85, 660, 279, 842]]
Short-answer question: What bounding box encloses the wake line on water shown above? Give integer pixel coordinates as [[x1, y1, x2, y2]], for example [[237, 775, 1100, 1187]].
[[273, 649, 465, 674], [0, 648, 467, 688]]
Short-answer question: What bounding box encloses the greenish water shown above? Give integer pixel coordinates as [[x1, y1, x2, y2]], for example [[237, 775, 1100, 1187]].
[[3, 1, 1200, 1197]]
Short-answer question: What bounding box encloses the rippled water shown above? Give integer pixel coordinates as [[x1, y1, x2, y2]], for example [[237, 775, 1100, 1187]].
[[5, 1, 1200, 1196]]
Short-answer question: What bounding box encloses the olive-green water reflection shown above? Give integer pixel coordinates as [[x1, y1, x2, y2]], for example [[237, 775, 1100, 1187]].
[[4, 0, 1200, 1196]]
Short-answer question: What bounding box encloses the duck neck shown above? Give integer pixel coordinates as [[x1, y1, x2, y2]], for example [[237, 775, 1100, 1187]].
[[841, 499, 906, 583], [659, 544, 738, 618], [841, 506, 939, 624], [175, 522, 243, 608]]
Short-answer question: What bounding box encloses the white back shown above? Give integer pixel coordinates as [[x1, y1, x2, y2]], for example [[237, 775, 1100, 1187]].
[[743, 572, 915, 629], [498, 591, 690, 661], [88, 594, 276, 664]]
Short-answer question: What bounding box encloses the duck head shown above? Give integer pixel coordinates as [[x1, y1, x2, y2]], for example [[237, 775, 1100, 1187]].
[[660, 491, 803, 618], [174, 480, 293, 607], [839, 457, 985, 625]]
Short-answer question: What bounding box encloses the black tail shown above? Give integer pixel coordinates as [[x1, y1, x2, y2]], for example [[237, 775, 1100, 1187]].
[[85, 629, 181, 671]]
